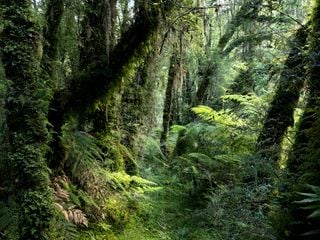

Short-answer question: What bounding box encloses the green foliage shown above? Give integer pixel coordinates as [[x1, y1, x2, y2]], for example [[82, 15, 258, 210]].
[[20, 189, 55, 239], [55, 117, 159, 238], [62, 122, 105, 179], [196, 184, 275, 239], [138, 135, 168, 172], [117, 130, 275, 240], [0, 0, 312, 239], [278, 184, 320, 237], [0, 63, 8, 184], [192, 105, 246, 127], [46, 214, 79, 240], [167, 99, 264, 205], [295, 185, 320, 219], [0, 200, 19, 240]]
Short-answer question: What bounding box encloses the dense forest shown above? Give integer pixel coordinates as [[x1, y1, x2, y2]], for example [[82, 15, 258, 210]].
[[0, 0, 319, 239]]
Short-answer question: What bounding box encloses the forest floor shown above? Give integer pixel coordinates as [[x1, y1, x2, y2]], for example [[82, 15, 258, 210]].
[[112, 156, 275, 240], [115, 166, 226, 240], [115, 176, 203, 240]]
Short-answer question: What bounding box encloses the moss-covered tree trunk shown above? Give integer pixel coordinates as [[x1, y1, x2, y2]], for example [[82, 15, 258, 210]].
[[79, 0, 118, 132], [257, 26, 307, 161], [80, 0, 117, 69], [195, 0, 263, 105], [48, 0, 174, 173], [160, 46, 180, 153], [195, 59, 216, 104], [79, 0, 133, 173], [1, 1, 54, 238], [120, 53, 155, 147], [280, 4, 320, 238], [42, 0, 65, 174], [41, 0, 64, 85], [194, 3, 215, 105]]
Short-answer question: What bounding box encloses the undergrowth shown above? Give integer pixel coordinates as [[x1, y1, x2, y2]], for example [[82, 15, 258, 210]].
[[1, 93, 277, 239], [112, 96, 276, 240]]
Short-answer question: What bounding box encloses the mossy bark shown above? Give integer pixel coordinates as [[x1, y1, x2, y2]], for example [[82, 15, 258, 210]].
[[227, 66, 254, 95], [49, 0, 172, 118], [217, 0, 263, 52], [48, 0, 174, 172], [160, 47, 180, 153], [280, 5, 320, 238], [78, 0, 131, 173], [195, 59, 216, 104], [1, 1, 54, 238], [195, 0, 263, 105], [80, 0, 117, 69], [257, 26, 307, 162], [79, 0, 118, 134], [120, 53, 156, 145], [41, 0, 64, 86]]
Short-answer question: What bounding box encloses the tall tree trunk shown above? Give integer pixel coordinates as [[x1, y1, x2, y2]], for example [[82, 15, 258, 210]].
[[280, 5, 320, 238], [42, 0, 65, 173], [79, 0, 127, 173], [1, 1, 54, 238], [79, 0, 116, 69], [195, 0, 263, 105], [120, 0, 130, 34], [79, 0, 118, 133], [120, 53, 155, 147], [47, 0, 174, 173], [160, 46, 180, 153], [289, 14, 320, 180], [171, 32, 184, 124], [195, 2, 215, 105], [217, 0, 263, 52], [41, 0, 64, 86], [195, 59, 216, 104], [257, 26, 307, 161]]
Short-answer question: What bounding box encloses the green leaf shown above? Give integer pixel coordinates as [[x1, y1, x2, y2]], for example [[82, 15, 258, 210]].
[[308, 209, 320, 219]]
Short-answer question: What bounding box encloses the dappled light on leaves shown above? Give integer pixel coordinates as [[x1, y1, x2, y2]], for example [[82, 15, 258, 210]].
[[0, 0, 318, 239]]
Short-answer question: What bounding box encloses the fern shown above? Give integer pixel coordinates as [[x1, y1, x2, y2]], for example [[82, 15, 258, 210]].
[[290, 185, 320, 236], [192, 105, 246, 128], [295, 185, 320, 219], [221, 93, 270, 123], [141, 136, 168, 167], [62, 125, 105, 179], [46, 213, 79, 240]]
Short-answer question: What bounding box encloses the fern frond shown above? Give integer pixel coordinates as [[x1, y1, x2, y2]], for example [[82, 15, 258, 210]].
[[170, 125, 187, 134], [192, 105, 246, 127], [295, 185, 320, 220]]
